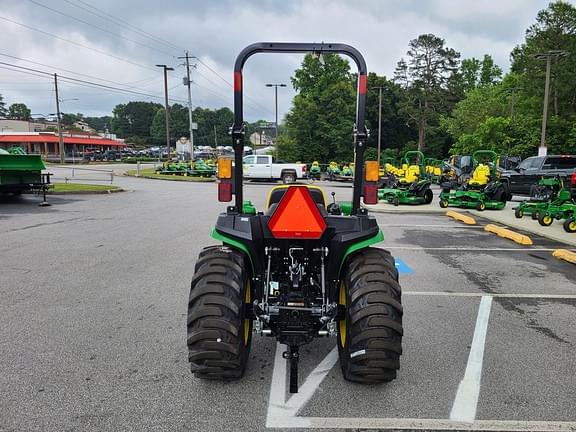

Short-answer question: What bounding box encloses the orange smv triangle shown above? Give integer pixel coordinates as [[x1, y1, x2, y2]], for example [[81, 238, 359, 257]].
[[268, 186, 326, 239]]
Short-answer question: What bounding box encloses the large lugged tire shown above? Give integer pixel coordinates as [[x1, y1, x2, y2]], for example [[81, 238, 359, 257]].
[[338, 248, 403, 383], [187, 246, 252, 379]]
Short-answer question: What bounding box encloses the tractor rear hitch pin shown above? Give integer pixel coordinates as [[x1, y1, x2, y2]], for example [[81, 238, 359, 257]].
[[283, 345, 300, 393], [264, 251, 272, 312]]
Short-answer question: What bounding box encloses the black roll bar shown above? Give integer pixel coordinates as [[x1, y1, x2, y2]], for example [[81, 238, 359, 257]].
[[231, 42, 369, 214]]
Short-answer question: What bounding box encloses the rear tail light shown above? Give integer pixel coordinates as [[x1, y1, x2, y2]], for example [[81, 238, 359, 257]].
[[571, 172, 576, 186], [218, 181, 232, 202], [363, 184, 378, 205], [302, 164, 307, 173]]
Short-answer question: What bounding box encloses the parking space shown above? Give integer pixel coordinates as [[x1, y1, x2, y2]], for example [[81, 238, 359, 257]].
[[1, 179, 575, 431]]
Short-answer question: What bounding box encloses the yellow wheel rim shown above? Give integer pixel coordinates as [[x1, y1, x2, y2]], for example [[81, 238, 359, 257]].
[[569, 221, 576, 231], [339, 281, 347, 347], [243, 281, 251, 345], [544, 216, 552, 225]]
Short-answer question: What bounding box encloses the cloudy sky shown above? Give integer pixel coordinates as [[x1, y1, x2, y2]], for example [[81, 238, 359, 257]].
[[0, 0, 558, 123]]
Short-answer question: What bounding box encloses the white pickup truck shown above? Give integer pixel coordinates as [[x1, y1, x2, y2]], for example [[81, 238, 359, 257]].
[[242, 155, 307, 183]]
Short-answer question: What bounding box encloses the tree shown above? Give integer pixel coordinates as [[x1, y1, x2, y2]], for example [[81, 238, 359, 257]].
[[281, 53, 356, 162], [111, 101, 162, 140], [394, 34, 461, 152], [0, 94, 7, 118], [7, 103, 31, 120]]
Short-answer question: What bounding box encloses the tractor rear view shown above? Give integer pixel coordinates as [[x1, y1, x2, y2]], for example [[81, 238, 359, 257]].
[[187, 43, 403, 393]]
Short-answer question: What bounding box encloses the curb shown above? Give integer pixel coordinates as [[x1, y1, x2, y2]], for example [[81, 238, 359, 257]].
[[484, 224, 533, 245], [47, 188, 125, 195], [446, 210, 476, 225], [552, 249, 576, 264], [123, 173, 215, 183]]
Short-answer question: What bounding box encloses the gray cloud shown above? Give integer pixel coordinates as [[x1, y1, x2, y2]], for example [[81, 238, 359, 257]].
[[0, 0, 555, 123]]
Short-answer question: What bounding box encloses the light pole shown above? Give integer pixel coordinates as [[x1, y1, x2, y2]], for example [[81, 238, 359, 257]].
[[372, 86, 385, 164], [265, 83, 286, 159], [156, 64, 174, 160], [531, 50, 567, 157]]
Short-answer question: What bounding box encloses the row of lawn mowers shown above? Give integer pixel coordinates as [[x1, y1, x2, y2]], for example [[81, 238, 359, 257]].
[[377, 150, 508, 211], [513, 176, 576, 233], [309, 161, 355, 181], [155, 159, 216, 177]]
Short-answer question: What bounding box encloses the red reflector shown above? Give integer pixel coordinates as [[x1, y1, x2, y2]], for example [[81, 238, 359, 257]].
[[571, 172, 576, 186], [218, 181, 232, 202], [359, 73, 367, 95], [268, 186, 326, 239], [234, 71, 242, 92], [363, 184, 378, 204]]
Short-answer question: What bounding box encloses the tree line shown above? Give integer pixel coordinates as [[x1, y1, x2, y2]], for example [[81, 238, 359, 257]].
[[280, 1, 576, 162]]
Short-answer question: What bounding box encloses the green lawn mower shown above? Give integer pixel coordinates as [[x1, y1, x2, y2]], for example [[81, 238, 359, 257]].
[[155, 160, 190, 175], [189, 159, 216, 177], [309, 161, 322, 180], [439, 150, 507, 211], [514, 176, 563, 220], [378, 150, 433, 205], [187, 42, 403, 394], [533, 190, 575, 228]]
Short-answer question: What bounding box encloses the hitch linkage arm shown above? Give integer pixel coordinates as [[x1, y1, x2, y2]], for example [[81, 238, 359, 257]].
[[283, 345, 300, 393]]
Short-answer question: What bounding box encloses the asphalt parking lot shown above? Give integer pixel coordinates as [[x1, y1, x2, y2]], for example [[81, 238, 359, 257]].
[[1, 175, 575, 431]]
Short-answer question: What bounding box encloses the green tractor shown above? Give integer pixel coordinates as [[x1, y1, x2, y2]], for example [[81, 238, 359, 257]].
[[378, 150, 433, 205], [187, 43, 403, 393], [439, 150, 507, 211]]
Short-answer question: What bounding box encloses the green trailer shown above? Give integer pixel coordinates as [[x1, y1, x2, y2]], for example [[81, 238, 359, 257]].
[[0, 148, 51, 196]]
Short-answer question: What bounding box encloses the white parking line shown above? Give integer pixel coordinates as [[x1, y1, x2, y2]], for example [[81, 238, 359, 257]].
[[404, 292, 576, 299], [450, 296, 493, 421], [385, 247, 562, 252], [264, 292, 576, 430]]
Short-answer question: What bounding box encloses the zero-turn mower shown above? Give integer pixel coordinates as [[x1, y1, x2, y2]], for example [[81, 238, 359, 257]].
[[439, 150, 507, 211], [187, 42, 403, 393], [378, 150, 433, 205]]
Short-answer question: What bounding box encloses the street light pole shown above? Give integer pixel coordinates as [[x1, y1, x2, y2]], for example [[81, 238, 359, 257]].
[[265, 83, 286, 160], [53, 73, 64, 164], [156, 64, 174, 160], [532, 50, 568, 157]]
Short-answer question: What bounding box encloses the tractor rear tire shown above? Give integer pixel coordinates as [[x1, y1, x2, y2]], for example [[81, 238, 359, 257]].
[[563, 217, 576, 233], [338, 248, 403, 384], [187, 246, 252, 380]]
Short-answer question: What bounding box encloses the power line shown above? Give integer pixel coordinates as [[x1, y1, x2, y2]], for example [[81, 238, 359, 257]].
[[27, 0, 177, 58], [0, 14, 156, 71], [0, 61, 188, 103], [66, 0, 184, 53]]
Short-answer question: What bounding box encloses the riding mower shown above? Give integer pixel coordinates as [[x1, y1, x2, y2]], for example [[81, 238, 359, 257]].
[[532, 186, 576, 228], [378, 150, 433, 205], [514, 177, 562, 220], [309, 161, 322, 180], [187, 42, 403, 394], [155, 160, 190, 175], [326, 161, 341, 180], [189, 159, 216, 177], [439, 150, 507, 211]]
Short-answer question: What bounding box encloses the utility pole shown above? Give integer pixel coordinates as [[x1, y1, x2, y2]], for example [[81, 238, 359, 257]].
[[373, 86, 384, 165], [53, 73, 65, 164], [214, 124, 218, 147], [156, 64, 174, 159], [178, 52, 195, 159], [531, 50, 568, 157], [265, 83, 286, 160]]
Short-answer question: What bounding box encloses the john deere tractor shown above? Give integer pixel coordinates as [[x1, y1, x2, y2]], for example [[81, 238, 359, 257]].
[[187, 43, 403, 393]]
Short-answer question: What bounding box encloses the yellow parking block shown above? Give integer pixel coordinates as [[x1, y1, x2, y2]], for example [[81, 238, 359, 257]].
[[484, 224, 533, 245], [552, 249, 576, 264], [446, 211, 476, 225]]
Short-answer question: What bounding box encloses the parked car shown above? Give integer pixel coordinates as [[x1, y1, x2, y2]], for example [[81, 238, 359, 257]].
[[500, 154, 576, 198], [242, 155, 307, 183]]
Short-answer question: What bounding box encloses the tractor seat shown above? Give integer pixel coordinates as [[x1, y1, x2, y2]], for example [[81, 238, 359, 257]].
[[266, 185, 327, 210], [400, 165, 420, 183], [469, 164, 490, 187]]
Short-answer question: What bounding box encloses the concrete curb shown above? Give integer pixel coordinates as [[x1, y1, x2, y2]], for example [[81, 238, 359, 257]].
[[484, 224, 533, 245], [446, 210, 476, 225], [552, 249, 576, 264], [47, 188, 125, 195]]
